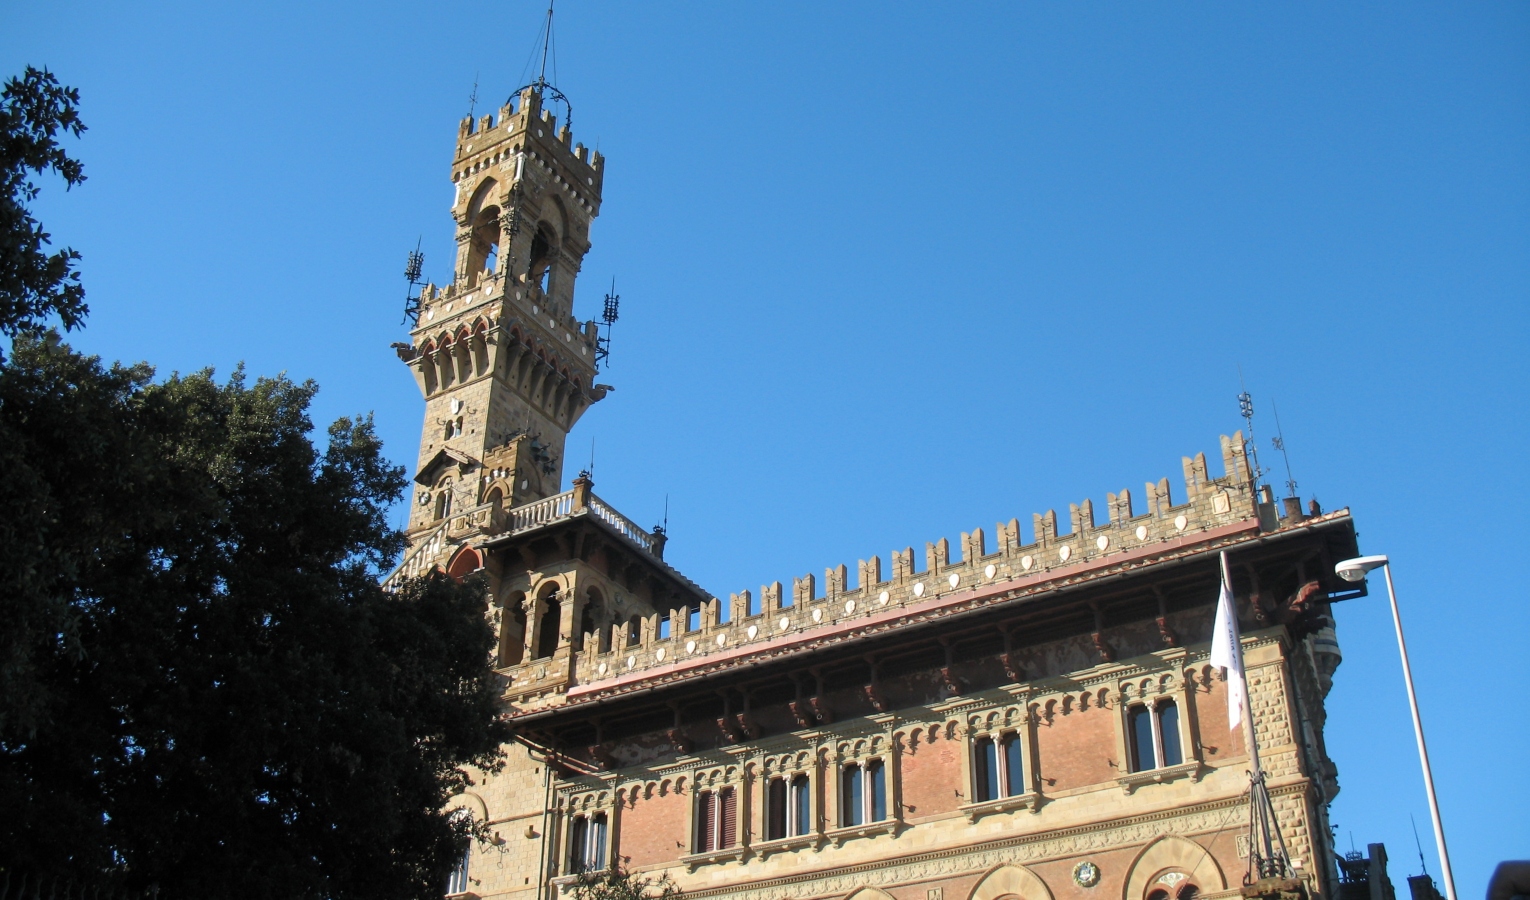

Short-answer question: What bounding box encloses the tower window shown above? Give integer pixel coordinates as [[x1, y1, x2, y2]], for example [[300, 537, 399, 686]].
[[534, 589, 561, 660], [1128, 699, 1184, 772], [694, 787, 737, 853]]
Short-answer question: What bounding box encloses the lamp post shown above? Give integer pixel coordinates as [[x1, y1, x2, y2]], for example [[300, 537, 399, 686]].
[[1335, 555, 1456, 900]]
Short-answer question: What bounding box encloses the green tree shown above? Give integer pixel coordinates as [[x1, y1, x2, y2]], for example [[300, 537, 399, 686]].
[[571, 861, 685, 900], [0, 69, 510, 899], [0, 66, 87, 347]]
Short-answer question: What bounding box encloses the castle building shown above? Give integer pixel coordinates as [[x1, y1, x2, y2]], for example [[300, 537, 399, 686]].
[[389, 83, 1365, 900]]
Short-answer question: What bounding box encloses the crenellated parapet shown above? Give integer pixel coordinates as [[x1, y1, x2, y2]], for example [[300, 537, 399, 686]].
[[567, 433, 1267, 689]]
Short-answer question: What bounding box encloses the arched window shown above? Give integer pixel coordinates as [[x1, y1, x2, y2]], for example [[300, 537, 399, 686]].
[[974, 732, 1027, 802], [445, 810, 473, 896], [767, 773, 812, 840], [534, 588, 561, 660], [626, 615, 641, 648], [500, 592, 526, 667], [840, 760, 887, 827], [574, 600, 596, 652], [434, 479, 454, 521], [1128, 699, 1184, 772], [694, 787, 737, 853], [791, 774, 811, 836], [568, 812, 607, 873]]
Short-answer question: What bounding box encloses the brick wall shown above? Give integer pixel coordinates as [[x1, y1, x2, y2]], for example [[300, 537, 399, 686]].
[[619, 784, 688, 868], [1035, 699, 1117, 790], [899, 729, 962, 819]]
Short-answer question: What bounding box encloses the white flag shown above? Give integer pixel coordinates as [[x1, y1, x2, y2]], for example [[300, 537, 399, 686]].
[[1208, 568, 1246, 732]]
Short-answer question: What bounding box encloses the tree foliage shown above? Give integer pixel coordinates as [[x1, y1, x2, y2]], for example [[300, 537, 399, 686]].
[[571, 861, 685, 900], [0, 66, 87, 347], [0, 68, 510, 899]]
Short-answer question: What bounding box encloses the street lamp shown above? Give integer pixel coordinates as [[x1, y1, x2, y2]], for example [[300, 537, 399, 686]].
[[1335, 555, 1456, 900]]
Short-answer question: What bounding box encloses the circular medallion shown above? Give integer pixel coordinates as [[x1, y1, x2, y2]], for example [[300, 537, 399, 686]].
[[1135, 525, 1148, 540], [1059, 545, 1072, 562], [985, 564, 997, 579], [715, 634, 727, 646], [812, 608, 823, 622], [1021, 555, 1034, 571], [778, 616, 790, 631], [844, 599, 856, 614], [747, 624, 758, 639], [655, 648, 666, 662], [948, 573, 960, 588], [1174, 514, 1188, 532], [1073, 860, 1101, 888], [913, 582, 925, 597], [878, 590, 889, 605], [685, 640, 696, 654], [1096, 535, 1109, 551]]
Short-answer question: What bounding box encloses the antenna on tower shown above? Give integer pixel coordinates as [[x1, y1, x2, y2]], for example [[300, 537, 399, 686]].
[[1411, 815, 1430, 876], [402, 238, 425, 325], [595, 277, 620, 369], [1237, 367, 1267, 487], [509, 0, 572, 127], [1270, 399, 1298, 499], [467, 72, 479, 119]]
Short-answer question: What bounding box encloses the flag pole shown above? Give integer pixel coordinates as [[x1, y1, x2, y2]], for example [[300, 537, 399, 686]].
[[1221, 551, 1263, 779]]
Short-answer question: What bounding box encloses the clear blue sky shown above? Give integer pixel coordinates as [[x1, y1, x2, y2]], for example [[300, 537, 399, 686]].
[[5, 0, 1526, 890]]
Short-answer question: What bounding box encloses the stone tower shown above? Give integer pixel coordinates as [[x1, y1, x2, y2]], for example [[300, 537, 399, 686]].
[[396, 85, 611, 538]]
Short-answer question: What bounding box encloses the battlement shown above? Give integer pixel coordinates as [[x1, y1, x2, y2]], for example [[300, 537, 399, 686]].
[[453, 87, 603, 181], [554, 432, 1286, 695]]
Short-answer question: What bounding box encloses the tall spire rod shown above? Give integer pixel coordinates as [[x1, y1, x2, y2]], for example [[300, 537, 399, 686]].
[[537, 1, 555, 88]]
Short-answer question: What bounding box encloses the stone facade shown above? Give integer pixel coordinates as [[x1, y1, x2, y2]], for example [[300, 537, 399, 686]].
[[389, 85, 1363, 900]]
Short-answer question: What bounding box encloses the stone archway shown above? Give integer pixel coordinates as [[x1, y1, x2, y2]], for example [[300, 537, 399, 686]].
[[969, 863, 1054, 900], [1123, 835, 1227, 900]]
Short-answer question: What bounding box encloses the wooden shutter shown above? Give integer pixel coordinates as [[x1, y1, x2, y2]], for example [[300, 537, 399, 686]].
[[719, 787, 738, 849], [696, 791, 715, 852], [767, 779, 787, 841]]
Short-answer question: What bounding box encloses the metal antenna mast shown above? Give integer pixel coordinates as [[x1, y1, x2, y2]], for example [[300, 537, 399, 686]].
[[401, 238, 425, 325], [1237, 368, 1267, 488], [595, 277, 620, 369]]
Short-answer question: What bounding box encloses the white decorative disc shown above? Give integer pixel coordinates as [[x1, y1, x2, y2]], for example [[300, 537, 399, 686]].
[[685, 640, 696, 654], [1096, 535, 1109, 551], [655, 648, 666, 662], [913, 582, 926, 597], [1021, 555, 1034, 570], [812, 608, 823, 622], [985, 564, 997, 579], [778, 617, 790, 631], [948, 573, 960, 588], [1135, 525, 1148, 540], [844, 600, 856, 614], [1174, 514, 1188, 531], [1059, 545, 1072, 561], [716, 634, 727, 646], [878, 591, 889, 605], [626, 655, 635, 668], [747, 624, 758, 639], [598, 662, 607, 675]]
